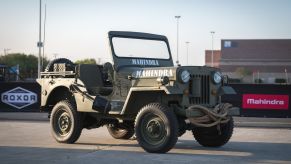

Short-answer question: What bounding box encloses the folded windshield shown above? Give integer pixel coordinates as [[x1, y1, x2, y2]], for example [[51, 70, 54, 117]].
[[112, 37, 170, 59]]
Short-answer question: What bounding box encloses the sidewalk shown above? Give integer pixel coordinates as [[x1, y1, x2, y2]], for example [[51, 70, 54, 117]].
[[0, 112, 49, 121], [0, 112, 291, 128], [234, 116, 291, 128]]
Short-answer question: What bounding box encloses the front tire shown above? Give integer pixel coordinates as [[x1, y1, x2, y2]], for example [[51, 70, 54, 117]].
[[135, 103, 178, 153], [192, 117, 234, 147], [50, 100, 82, 143]]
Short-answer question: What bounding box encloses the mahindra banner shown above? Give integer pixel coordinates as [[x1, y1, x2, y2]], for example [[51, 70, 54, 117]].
[[243, 94, 289, 110]]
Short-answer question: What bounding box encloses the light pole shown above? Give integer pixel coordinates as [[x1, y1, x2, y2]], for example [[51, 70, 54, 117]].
[[186, 41, 190, 65], [210, 31, 215, 67], [175, 16, 181, 66], [53, 53, 58, 59], [4, 49, 10, 55], [37, 0, 43, 78], [285, 68, 289, 84], [42, 4, 47, 71]]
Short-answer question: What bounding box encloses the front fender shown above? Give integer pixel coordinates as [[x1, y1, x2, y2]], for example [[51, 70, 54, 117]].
[[120, 87, 167, 115], [160, 86, 183, 94]]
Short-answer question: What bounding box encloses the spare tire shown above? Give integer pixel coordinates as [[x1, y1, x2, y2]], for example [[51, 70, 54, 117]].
[[45, 58, 75, 72]]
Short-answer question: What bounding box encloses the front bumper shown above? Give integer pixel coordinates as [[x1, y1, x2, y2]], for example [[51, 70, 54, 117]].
[[184, 103, 240, 127]]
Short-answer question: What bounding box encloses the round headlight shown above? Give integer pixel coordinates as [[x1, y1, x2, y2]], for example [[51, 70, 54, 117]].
[[180, 70, 191, 83], [213, 72, 222, 84]]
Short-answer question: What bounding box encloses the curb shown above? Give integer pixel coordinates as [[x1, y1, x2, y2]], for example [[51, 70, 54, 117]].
[[234, 117, 291, 128], [0, 112, 49, 121]]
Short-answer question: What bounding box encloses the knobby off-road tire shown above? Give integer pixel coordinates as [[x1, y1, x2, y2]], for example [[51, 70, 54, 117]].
[[50, 100, 83, 143], [45, 58, 75, 72], [106, 124, 135, 139], [192, 117, 234, 147], [135, 103, 178, 153]]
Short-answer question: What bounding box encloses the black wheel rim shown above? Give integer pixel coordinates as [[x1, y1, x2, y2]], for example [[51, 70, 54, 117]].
[[140, 113, 167, 146], [54, 108, 72, 136]]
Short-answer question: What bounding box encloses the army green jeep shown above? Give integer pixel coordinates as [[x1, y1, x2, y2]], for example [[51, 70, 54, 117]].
[[37, 31, 239, 153]]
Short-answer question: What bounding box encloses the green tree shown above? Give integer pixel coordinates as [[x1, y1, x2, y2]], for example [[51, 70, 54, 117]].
[[75, 58, 97, 64], [0, 53, 49, 80]]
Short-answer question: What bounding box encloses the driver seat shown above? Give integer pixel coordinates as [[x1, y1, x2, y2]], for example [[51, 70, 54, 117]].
[[77, 64, 113, 96]]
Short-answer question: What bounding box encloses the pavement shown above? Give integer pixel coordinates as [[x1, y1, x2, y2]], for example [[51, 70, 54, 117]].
[[0, 120, 291, 164], [1, 112, 291, 163], [0, 112, 291, 128]]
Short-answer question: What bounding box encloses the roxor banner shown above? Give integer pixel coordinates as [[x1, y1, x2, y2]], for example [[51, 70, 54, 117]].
[[222, 84, 291, 118], [0, 82, 40, 112]]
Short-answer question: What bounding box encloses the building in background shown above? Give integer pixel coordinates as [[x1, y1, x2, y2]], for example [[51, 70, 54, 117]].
[[219, 39, 291, 84], [205, 50, 221, 68]]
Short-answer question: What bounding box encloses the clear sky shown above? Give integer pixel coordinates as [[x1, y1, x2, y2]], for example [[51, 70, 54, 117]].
[[0, 0, 290, 66]]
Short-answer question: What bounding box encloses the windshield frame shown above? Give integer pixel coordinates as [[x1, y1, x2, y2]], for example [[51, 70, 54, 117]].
[[108, 31, 174, 70], [111, 36, 171, 60]]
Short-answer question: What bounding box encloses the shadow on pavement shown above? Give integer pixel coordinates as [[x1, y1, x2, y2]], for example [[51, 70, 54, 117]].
[[173, 140, 291, 162], [1, 140, 291, 164]]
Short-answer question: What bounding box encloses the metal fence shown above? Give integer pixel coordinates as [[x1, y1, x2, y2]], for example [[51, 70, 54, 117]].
[[1, 82, 290, 118]]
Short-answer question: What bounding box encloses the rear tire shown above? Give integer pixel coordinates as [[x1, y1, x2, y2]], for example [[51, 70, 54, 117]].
[[50, 100, 82, 143], [135, 103, 178, 153], [106, 124, 135, 139], [192, 117, 234, 147]]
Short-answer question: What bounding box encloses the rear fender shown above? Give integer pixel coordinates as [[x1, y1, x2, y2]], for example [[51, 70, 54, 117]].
[[44, 86, 73, 111]]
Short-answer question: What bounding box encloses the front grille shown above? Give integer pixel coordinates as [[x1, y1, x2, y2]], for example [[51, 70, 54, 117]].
[[189, 75, 210, 104]]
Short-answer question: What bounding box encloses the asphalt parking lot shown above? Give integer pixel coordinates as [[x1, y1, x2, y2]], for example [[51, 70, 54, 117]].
[[0, 115, 291, 164]]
